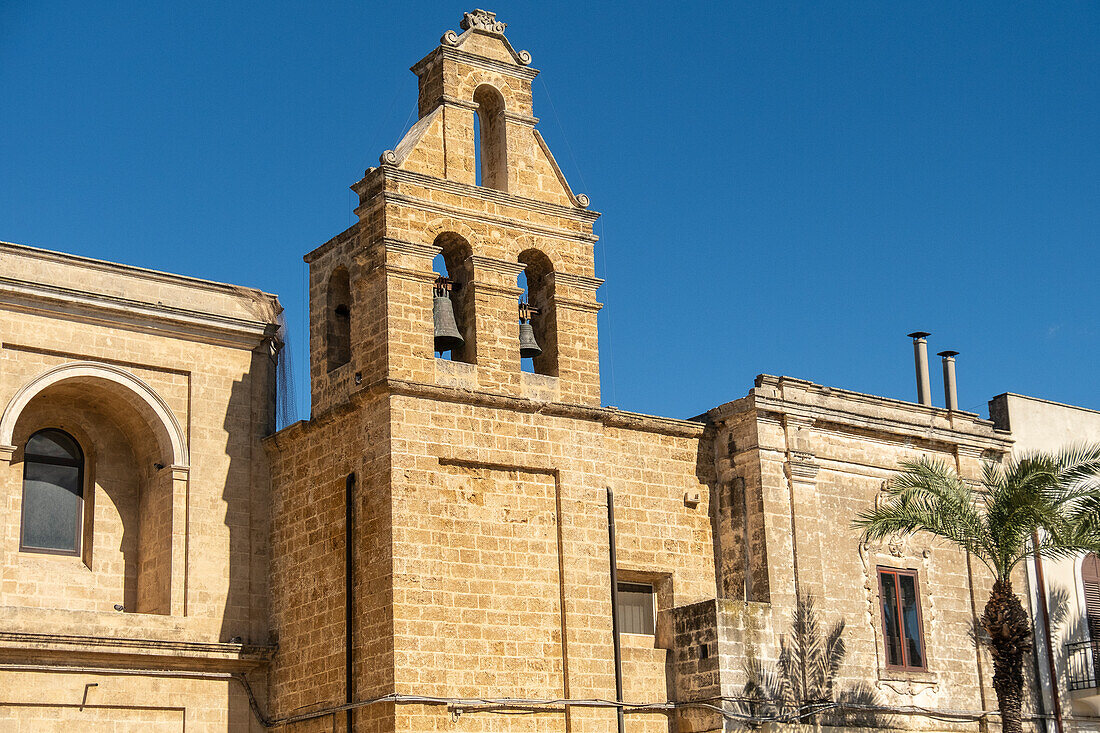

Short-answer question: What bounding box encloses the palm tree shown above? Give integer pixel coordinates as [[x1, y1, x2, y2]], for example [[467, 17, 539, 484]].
[[853, 446, 1100, 733]]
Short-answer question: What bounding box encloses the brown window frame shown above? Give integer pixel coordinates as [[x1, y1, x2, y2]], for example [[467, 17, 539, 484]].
[[19, 428, 85, 557], [878, 566, 928, 672]]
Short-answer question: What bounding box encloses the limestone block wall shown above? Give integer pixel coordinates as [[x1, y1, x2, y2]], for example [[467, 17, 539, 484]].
[[0, 240, 280, 730], [266, 393, 393, 733], [705, 375, 1023, 732], [0, 669, 262, 732]]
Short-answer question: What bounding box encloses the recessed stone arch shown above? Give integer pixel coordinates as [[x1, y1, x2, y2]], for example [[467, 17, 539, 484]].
[[0, 361, 188, 467], [518, 247, 558, 376], [473, 83, 508, 191]]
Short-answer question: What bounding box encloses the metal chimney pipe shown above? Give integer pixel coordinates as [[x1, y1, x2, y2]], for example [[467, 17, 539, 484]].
[[938, 350, 959, 411], [907, 332, 932, 406]]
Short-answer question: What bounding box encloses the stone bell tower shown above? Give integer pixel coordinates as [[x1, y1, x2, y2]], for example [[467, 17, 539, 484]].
[[304, 8, 602, 415]]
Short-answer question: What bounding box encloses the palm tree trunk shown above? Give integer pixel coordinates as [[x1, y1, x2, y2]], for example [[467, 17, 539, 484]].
[[981, 579, 1031, 733]]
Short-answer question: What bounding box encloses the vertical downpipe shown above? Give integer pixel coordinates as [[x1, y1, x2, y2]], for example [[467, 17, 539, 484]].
[[908, 332, 932, 406], [1033, 532, 1065, 733], [346, 473, 356, 732], [606, 487, 625, 733]]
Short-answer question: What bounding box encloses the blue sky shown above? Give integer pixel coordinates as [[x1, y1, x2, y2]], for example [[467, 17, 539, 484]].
[[2, 2, 1097, 421]]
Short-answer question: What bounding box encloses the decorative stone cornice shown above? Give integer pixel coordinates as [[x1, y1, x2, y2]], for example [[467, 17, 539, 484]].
[[553, 295, 603, 313], [0, 444, 15, 461], [370, 164, 599, 224], [553, 272, 604, 293], [0, 631, 274, 672], [0, 275, 278, 349], [468, 254, 527, 279], [264, 376, 706, 443], [379, 191, 599, 246], [383, 238, 441, 260]]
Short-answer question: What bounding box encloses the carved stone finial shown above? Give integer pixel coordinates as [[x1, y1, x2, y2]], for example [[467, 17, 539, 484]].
[[379, 150, 398, 166], [460, 9, 507, 34]]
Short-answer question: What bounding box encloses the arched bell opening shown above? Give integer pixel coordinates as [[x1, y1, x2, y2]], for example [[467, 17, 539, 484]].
[[432, 233, 475, 364], [518, 248, 558, 376], [326, 266, 352, 371], [3, 368, 183, 615], [473, 84, 508, 192]]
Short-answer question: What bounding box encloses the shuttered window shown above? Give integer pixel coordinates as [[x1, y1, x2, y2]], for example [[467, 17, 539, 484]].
[[617, 582, 655, 635], [879, 567, 927, 671], [1084, 554, 1100, 644]]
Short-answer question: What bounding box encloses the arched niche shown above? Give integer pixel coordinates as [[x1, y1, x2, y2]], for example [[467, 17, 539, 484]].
[[327, 266, 352, 371], [0, 362, 188, 615], [1, 362, 186, 467], [518, 248, 558, 376], [433, 232, 475, 364], [473, 84, 508, 192]]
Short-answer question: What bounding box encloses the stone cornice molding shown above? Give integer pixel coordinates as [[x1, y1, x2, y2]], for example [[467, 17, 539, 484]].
[[0, 275, 278, 349], [955, 444, 986, 460], [468, 254, 527, 279], [379, 192, 598, 247], [552, 272, 604, 293], [0, 631, 274, 671], [437, 96, 540, 127], [381, 265, 439, 285], [0, 241, 278, 304], [707, 375, 1012, 454], [786, 451, 820, 482], [303, 223, 360, 265], [413, 42, 537, 81], [383, 238, 441, 260], [553, 295, 603, 313], [264, 377, 705, 445], [360, 166, 600, 224]]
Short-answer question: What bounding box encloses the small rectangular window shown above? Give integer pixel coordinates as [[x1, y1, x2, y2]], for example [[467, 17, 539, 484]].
[[617, 582, 655, 635], [878, 567, 927, 671]]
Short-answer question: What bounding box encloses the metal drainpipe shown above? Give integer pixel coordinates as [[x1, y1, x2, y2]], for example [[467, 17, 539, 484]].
[[1033, 532, 1064, 733], [607, 487, 625, 733], [346, 473, 357, 733]]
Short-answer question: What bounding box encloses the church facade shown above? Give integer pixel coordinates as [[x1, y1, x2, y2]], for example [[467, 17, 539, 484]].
[[0, 10, 1065, 733]]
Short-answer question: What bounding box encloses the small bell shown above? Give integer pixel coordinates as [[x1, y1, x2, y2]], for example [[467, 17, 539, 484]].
[[519, 321, 542, 358], [518, 301, 542, 359], [433, 284, 464, 354]]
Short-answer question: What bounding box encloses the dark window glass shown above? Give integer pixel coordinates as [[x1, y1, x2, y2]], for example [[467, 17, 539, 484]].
[[617, 582, 655, 635], [21, 429, 84, 554], [879, 571, 903, 666], [899, 573, 926, 668], [879, 567, 926, 671]]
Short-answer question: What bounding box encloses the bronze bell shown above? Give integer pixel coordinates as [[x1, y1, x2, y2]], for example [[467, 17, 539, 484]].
[[518, 301, 542, 359], [433, 286, 464, 354], [519, 321, 542, 358]]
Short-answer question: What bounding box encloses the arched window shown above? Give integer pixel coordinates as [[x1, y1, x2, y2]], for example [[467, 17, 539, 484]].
[[327, 267, 352, 371], [433, 233, 475, 364], [20, 429, 84, 555], [518, 249, 557, 375], [473, 85, 507, 192]]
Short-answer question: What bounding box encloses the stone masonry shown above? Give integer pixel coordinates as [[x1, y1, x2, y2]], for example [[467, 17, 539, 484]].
[[0, 9, 1052, 733]]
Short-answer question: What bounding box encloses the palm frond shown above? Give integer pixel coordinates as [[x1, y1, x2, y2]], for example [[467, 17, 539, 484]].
[[855, 445, 1100, 583], [854, 457, 992, 567]]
